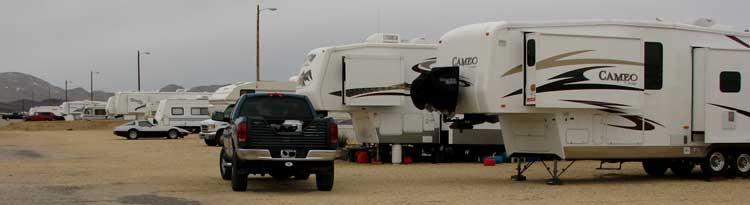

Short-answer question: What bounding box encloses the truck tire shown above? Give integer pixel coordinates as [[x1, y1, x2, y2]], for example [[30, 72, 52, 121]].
[[642, 160, 668, 176], [701, 150, 729, 177], [205, 139, 218, 146], [127, 129, 139, 140], [731, 152, 750, 177], [669, 159, 695, 177], [167, 129, 179, 139], [315, 166, 334, 191], [231, 154, 248, 191], [219, 147, 232, 180]]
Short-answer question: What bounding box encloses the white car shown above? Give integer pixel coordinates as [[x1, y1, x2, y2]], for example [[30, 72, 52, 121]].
[[113, 120, 190, 140]]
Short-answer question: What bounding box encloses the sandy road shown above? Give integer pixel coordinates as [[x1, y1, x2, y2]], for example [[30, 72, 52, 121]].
[[0, 130, 748, 205]]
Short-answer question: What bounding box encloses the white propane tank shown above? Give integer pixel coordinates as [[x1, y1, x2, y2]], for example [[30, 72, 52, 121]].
[[391, 144, 402, 164]]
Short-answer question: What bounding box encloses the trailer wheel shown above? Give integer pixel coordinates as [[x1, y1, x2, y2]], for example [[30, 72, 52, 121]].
[[700, 150, 729, 177], [642, 160, 668, 176], [731, 153, 750, 177], [669, 159, 695, 177]]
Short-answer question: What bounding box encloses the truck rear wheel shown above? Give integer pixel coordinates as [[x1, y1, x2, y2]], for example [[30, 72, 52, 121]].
[[731, 152, 750, 177], [231, 154, 248, 191], [219, 147, 232, 180], [642, 160, 668, 176], [315, 166, 334, 191], [701, 150, 729, 177]]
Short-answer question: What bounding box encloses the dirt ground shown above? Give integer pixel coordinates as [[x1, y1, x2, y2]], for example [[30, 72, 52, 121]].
[[1, 129, 749, 205], [0, 120, 127, 131]]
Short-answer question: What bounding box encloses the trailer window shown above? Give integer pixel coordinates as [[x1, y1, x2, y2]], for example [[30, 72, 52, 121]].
[[95, 109, 106, 115], [720, 71, 741, 93], [171, 107, 184, 115], [191, 107, 209, 115], [526, 40, 536, 66], [645, 42, 663, 90]]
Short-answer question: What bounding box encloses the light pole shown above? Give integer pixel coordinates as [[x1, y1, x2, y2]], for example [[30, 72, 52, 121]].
[[256, 1, 277, 82], [137, 50, 151, 91], [90, 71, 100, 101], [65, 80, 73, 113]]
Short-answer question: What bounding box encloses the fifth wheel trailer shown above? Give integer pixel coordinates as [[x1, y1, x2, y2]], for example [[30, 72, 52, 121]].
[[294, 33, 503, 163], [408, 19, 750, 183]]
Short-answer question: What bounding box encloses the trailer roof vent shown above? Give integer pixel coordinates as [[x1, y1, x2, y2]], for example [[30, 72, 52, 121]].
[[365, 33, 400, 43], [693, 18, 716, 27]]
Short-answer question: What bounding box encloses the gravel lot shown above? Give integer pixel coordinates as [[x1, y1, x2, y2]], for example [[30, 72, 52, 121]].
[[1, 129, 748, 205]]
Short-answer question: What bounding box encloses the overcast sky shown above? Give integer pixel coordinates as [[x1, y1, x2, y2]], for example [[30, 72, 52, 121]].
[[2, 0, 748, 92]]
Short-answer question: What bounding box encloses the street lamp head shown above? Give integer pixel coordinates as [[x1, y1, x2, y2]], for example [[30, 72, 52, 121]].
[[261, 7, 278, 12], [143, 52, 151, 55]]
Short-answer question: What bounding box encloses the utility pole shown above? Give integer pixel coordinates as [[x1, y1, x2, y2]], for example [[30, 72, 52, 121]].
[[256, 1, 277, 82], [90, 71, 99, 101], [137, 50, 150, 91]]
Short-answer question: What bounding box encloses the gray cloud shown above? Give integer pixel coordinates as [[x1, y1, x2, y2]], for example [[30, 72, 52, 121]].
[[2, 0, 748, 91]]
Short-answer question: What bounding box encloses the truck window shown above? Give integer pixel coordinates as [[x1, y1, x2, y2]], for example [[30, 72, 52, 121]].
[[239, 97, 313, 119], [171, 107, 184, 115], [645, 42, 663, 90]]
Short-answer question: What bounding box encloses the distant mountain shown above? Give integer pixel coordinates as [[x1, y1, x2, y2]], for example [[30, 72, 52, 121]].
[[188, 84, 227, 92], [0, 72, 113, 104], [159, 84, 184, 92]]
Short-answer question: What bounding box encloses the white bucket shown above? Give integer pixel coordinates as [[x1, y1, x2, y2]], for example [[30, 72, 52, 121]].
[[391, 144, 402, 164]]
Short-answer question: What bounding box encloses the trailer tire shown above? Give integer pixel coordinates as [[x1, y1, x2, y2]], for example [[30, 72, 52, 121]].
[[731, 152, 750, 177], [700, 150, 729, 177], [231, 154, 248, 191], [219, 147, 232, 180], [642, 160, 668, 176], [669, 159, 695, 177]]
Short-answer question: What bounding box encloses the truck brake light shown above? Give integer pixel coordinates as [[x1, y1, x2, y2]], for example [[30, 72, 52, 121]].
[[237, 121, 248, 143], [329, 122, 338, 145], [267, 93, 284, 97]]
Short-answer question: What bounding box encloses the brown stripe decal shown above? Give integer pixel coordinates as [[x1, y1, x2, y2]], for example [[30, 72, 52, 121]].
[[727, 35, 750, 48], [499, 50, 643, 77]]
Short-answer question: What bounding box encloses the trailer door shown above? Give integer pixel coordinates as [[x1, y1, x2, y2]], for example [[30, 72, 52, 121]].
[[524, 33, 644, 109], [700, 48, 750, 143], [342, 55, 405, 106]]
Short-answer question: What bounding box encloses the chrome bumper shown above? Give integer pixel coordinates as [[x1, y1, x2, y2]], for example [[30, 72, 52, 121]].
[[199, 132, 216, 140], [236, 149, 336, 161]]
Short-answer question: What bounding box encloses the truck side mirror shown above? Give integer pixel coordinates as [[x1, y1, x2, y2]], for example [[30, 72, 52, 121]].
[[211, 111, 226, 122]]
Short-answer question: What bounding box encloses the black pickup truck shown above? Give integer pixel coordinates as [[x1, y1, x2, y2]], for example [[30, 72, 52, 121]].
[[215, 93, 338, 191]]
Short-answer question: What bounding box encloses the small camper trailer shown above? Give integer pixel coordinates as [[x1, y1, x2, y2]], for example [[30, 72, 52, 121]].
[[409, 19, 750, 183], [105, 91, 210, 120], [154, 99, 210, 133]]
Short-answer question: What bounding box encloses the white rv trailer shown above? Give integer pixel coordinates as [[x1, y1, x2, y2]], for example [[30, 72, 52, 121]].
[[79, 104, 108, 120], [409, 19, 750, 183], [198, 81, 297, 146], [28, 106, 62, 116], [154, 99, 210, 133], [106, 91, 210, 120], [60, 101, 106, 120], [295, 33, 503, 163]]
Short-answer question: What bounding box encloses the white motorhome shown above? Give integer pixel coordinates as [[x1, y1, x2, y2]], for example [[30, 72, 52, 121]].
[[80, 104, 108, 120], [295, 33, 503, 163], [106, 91, 210, 120], [200, 81, 296, 146], [154, 99, 210, 133], [409, 19, 750, 184]]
